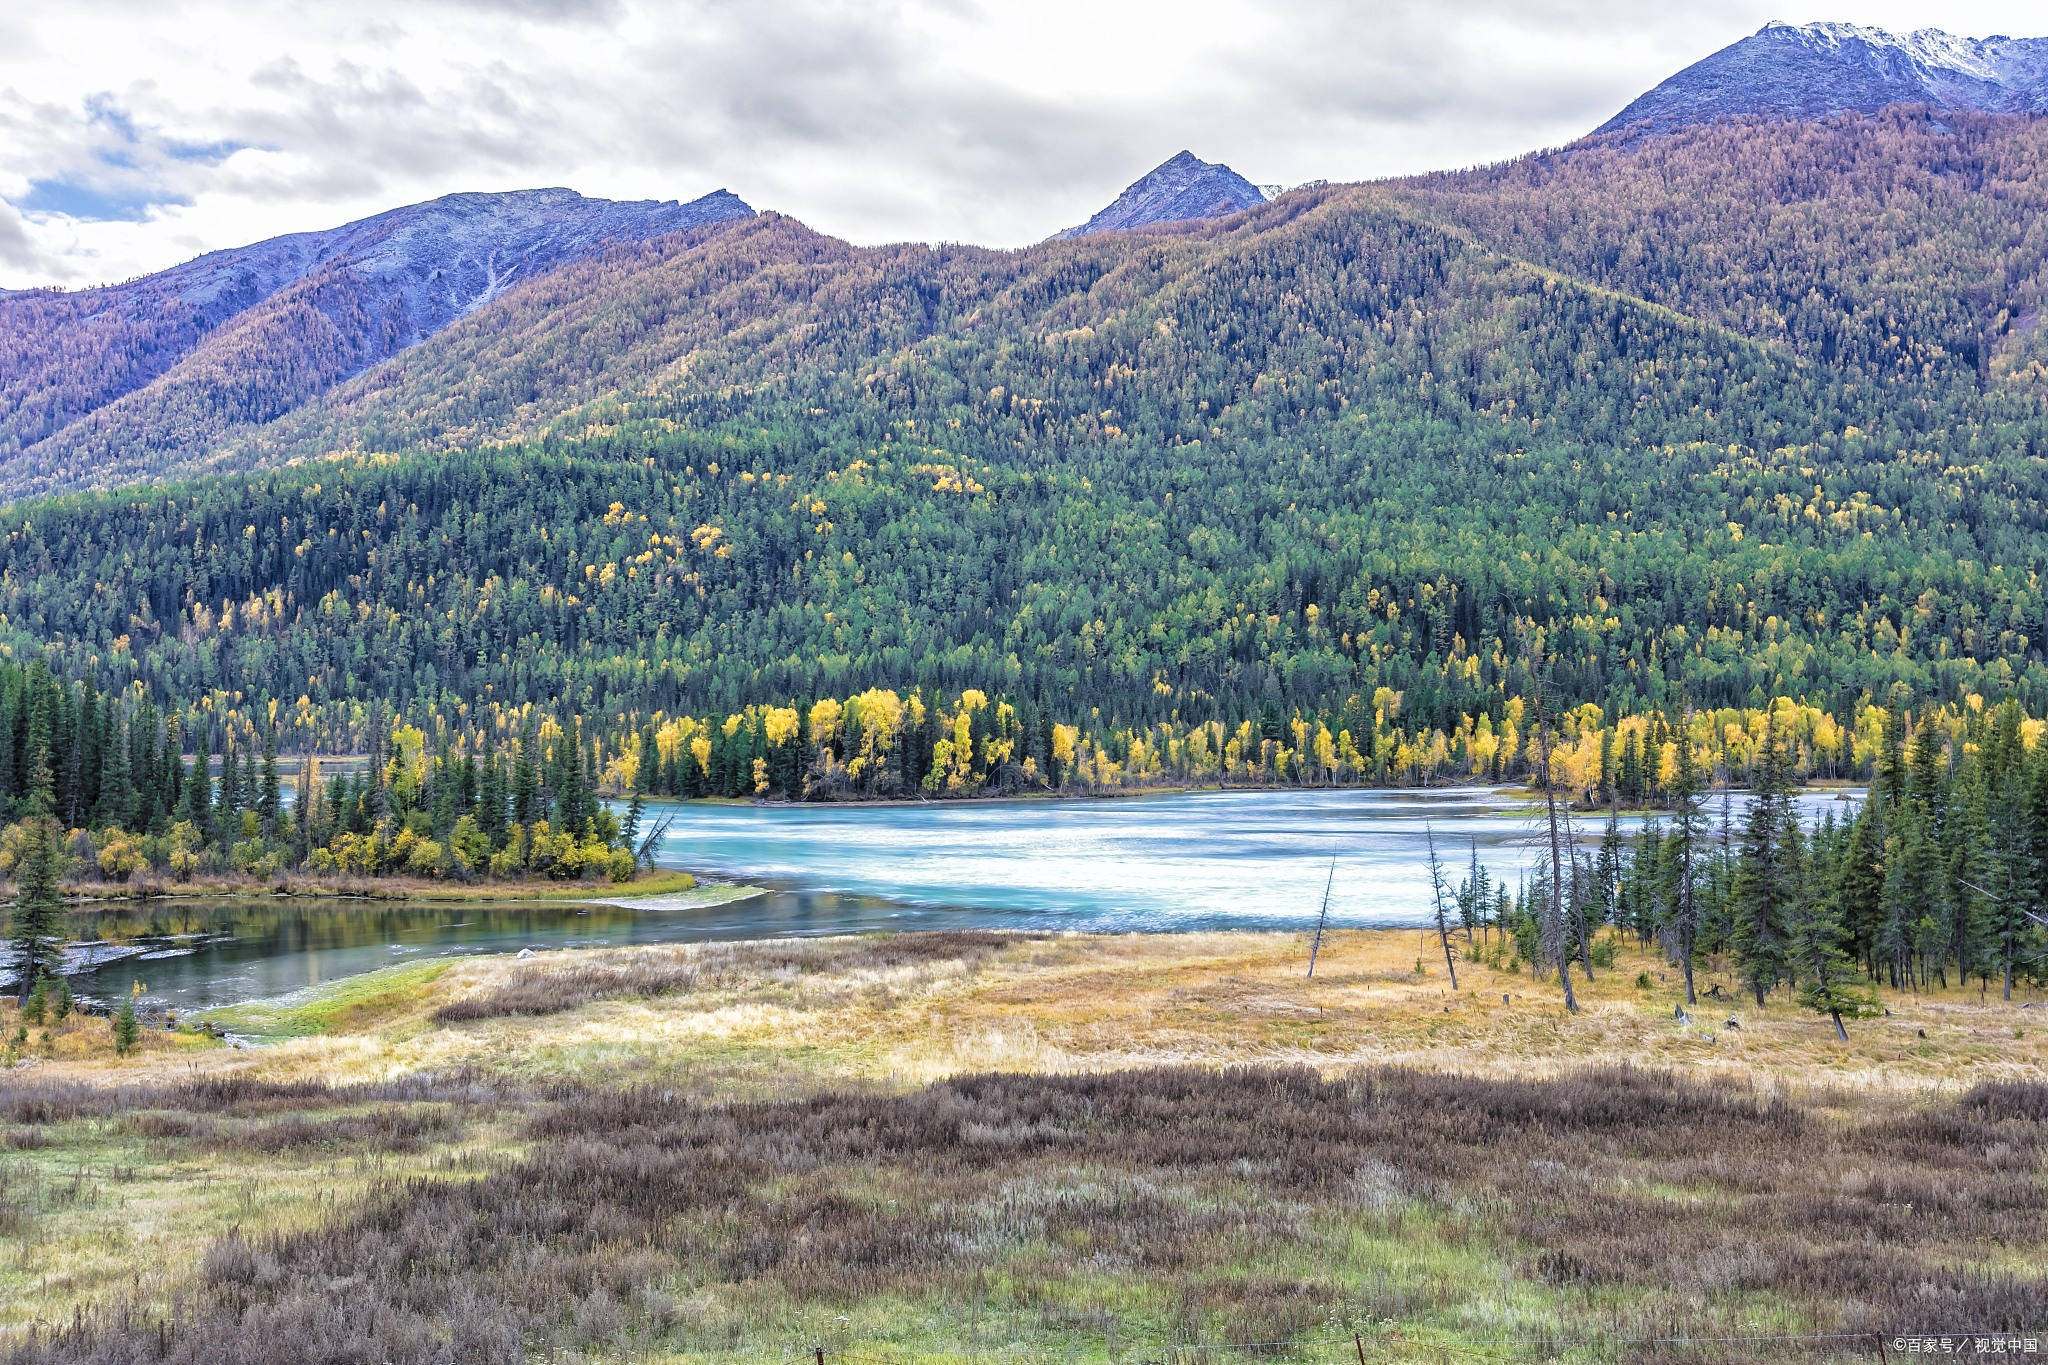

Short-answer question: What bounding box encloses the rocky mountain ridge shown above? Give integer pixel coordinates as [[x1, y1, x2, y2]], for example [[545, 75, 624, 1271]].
[[0, 187, 752, 496], [1599, 20, 2048, 136], [1053, 151, 1266, 240]]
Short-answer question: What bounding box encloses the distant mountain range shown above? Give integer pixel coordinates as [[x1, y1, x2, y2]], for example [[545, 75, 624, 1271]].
[[0, 187, 751, 495], [1053, 151, 1267, 240], [5, 21, 2048, 503], [1600, 21, 2048, 136]]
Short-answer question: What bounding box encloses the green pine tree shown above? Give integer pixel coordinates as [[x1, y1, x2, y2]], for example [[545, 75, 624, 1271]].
[[511, 728, 539, 826], [1872, 701, 1908, 814], [1942, 759, 1996, 989], [183, 723, 213, 838], [8, 816, 66, 1006], [1730, 720, 1795, 1007], [621, 789, 645, 854], [479, 757, 509, 847], [113, 984, 141, 1057], [241, 747, 259, 828], [1666, 720, 1707, 1006], [94, 713, 135, 829], [21, 670, 56, 818], [1881, 812, 1938, 990], [1797, 815, 1879, 1039], [259, 728, 281, 835], [1837, 804, 1887, 980]]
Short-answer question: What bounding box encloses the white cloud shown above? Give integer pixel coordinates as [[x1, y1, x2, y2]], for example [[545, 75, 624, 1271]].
[[2, 0, 2045, 287]]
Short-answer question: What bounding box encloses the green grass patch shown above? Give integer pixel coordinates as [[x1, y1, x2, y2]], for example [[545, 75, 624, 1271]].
[[584, 876, 771, 908], [437, 868, 707, 903], [201, 959, 454, 1041]]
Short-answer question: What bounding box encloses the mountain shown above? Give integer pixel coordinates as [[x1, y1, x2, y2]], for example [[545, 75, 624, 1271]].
[[5, 113, 2048, 754], [1599, 21, 2048, 136], [0, 187, 752, 499], [178, 108, 2048, 482], [1053, 151, 1266, 239]]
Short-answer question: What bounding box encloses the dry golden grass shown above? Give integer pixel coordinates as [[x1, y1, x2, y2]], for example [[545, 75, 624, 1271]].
[[0, 1003, 217, 1071], [21, 928, 2031, 1100], [400, 928, 2048, 1096]]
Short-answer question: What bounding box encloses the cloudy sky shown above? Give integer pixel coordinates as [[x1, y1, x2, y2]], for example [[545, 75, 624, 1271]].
[[3, 0, 2045, 288]]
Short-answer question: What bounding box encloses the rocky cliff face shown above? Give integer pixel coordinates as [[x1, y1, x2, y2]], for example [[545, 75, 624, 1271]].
[[1599, 21, 2048, 137], [156, 187, 754, 346], [1054, 151, 1265, 240]]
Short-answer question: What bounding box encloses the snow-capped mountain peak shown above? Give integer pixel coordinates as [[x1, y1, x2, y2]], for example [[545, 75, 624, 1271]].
[[1053, 152, 1266, 241], [1598, 21, 2048, 136]]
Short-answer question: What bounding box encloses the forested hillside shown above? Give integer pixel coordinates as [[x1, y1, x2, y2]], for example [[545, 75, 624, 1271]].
[[1403, 108, 2048, 394], [2, 113, 2047, 781]]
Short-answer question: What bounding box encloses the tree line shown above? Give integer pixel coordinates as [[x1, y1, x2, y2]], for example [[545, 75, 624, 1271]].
[[1, 656, 651, 1001], [1451, 698, 2047, 1039]]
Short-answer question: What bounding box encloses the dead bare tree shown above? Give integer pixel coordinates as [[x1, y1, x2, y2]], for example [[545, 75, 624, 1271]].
[[634, 810, 679, 870], [1306, 855, 1337, 978], [1425, 822, 1459, 990], [1530, 683, 1581, 1014]]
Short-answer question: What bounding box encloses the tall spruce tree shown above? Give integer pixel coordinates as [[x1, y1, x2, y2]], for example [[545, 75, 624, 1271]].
[[240, 747, 259, 830], [1731, 719, 1795, 1006], [1794, 814, 1878, 1040], [2012, 747, 2048, 999], [1881, 814, 1937, 990], [182, 723, 212, 838], [1463, 839, 1489, 944], [1942, 758, 1995, 989], [217, 733, 243, 826], [8, 815, 65, 1005], [94, 714, 135, 830], [1838, 805, 1887, 980], [479, 757, 509, 845], [21, 673, 55, 819], [620, 789, 644, 854], [512, 727, 539, 826], [1667, 720, 1707, 1005], [259, 728, 281, 835]]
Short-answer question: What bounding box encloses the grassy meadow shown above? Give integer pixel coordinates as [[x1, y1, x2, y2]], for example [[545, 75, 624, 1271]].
[[1, 928, 2043, 1363]]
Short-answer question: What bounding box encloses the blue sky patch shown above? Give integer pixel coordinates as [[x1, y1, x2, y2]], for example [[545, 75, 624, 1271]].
[[165, 137, 246, 165], [14, 94, 249, 223], [15, 178, 185, 222]]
